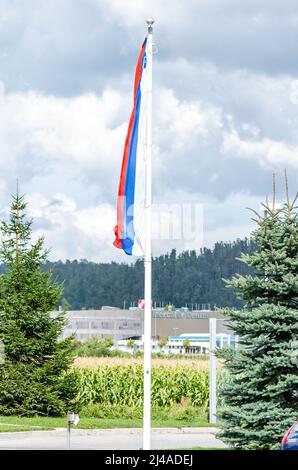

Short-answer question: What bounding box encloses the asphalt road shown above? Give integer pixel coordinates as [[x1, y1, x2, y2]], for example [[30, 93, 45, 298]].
[[0, 427, 226, 450]]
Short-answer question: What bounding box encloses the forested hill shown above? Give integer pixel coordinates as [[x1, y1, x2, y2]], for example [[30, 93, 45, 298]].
[[43, 238, 255, 310]]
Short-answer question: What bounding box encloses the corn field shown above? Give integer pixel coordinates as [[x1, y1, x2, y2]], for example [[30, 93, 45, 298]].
[[74, 357, 210, 368], [77, 365, 210, 409]]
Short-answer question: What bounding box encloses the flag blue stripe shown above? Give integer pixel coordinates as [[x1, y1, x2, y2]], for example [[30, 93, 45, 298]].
[[122, 52, 146, 255]]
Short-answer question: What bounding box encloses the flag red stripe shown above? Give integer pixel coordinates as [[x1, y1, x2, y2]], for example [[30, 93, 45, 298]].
[[114, 40, 146, 248]]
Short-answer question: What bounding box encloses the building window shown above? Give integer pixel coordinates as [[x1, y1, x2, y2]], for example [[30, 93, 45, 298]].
[[75, 321, 90, 329], [100, 322, 113, 329]]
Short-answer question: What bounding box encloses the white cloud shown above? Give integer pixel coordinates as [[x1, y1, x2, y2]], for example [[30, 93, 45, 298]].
[[24, 189, 256, 262], [222, 129, 298, 170], [0, 85, 224, 203], [73, 205, 116, 241], [95, 0, 189, 28], [205, 223, 254, 248], [0, 89, 127, 172], [155, 88, 222, 151], [26, 192, 119, 262]]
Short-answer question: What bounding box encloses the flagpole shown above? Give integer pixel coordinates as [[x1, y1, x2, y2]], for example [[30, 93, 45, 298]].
[[143, 17, 154, 451]]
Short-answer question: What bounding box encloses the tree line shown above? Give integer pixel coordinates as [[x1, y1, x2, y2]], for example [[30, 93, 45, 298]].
[[40, 238, 256, 310]]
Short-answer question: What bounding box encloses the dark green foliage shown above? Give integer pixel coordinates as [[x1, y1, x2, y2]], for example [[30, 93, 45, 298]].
[[0, 194, 79, 416], [73, 337, 131, 358], [74, 336, 113, 357], [217, 195, 298, 450], [38, 238, 255, 310], [0, 363, 79, 416]]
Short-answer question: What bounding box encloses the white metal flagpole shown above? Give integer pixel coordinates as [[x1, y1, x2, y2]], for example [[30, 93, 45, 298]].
[[143, 17, 154, 451]]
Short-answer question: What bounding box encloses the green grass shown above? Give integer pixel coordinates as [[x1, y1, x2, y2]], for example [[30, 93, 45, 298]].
[[0, 425, 51, 433], [0, 415, 218, 433]]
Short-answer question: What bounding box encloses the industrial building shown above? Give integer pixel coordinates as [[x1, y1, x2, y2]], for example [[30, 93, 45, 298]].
[[56, 306, 236, 349], [58, 307, 143, 342]]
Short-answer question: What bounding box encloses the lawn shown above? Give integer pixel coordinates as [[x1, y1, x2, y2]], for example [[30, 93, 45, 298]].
[[0, 415, 218, 433]]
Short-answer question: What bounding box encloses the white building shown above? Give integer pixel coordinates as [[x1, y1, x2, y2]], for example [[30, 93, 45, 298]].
[[163, 333, 238, 355], [115, 332, 238, 355]]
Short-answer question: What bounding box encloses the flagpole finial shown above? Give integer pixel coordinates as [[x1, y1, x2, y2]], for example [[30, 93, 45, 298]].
[[147, 17, 154, 34]]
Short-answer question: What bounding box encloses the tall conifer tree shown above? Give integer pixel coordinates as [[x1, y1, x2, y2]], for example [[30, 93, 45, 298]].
[[218, 177, 298, 449], [0, 192, 78, 415]]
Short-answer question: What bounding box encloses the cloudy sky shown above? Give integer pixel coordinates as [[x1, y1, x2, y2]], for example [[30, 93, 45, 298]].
[[0, 0, 297, 262]]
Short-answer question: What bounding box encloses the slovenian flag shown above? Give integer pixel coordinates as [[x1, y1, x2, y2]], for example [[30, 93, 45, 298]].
[[114, 39, 148, 256]]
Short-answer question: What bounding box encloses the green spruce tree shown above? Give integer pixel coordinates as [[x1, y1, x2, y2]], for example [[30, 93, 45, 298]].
[[217, 178, 298, 450], [0, 192, 78, 416]]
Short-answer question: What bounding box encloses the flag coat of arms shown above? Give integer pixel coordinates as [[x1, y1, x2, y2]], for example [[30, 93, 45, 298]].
[[114, 39, 148, 256]]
